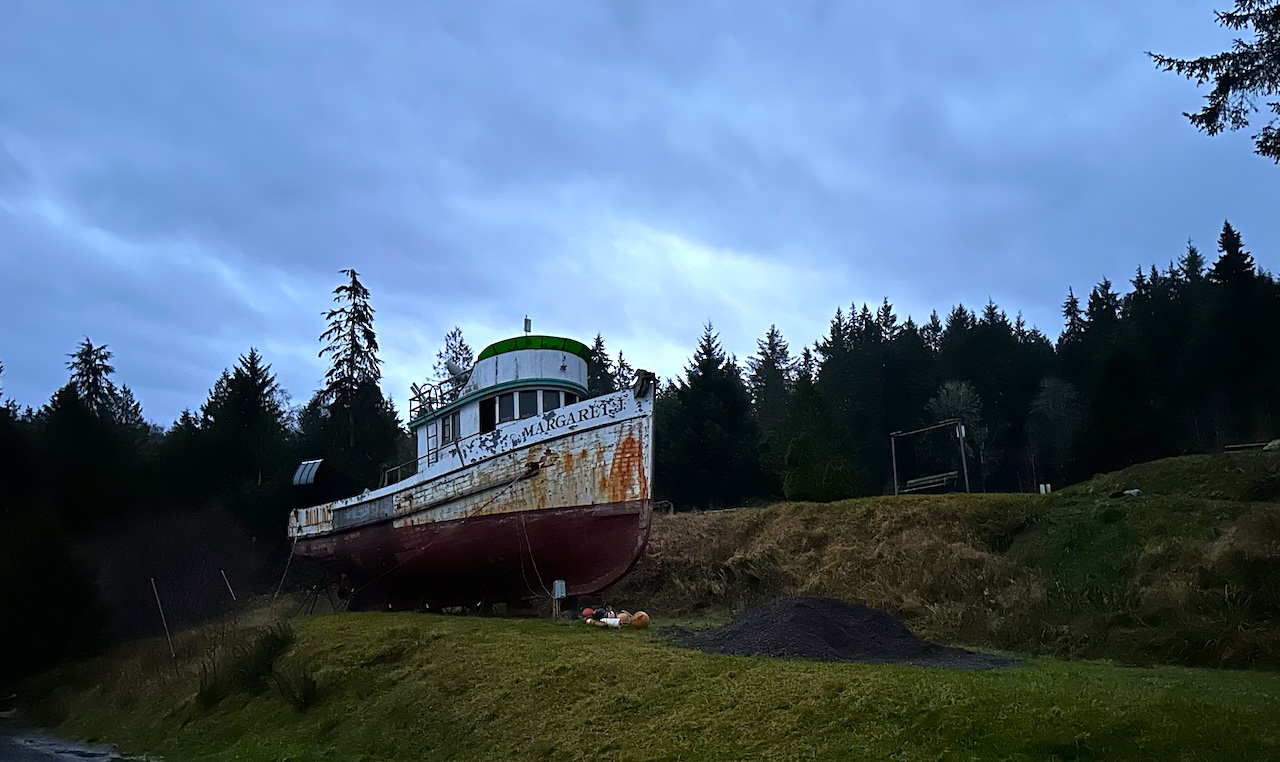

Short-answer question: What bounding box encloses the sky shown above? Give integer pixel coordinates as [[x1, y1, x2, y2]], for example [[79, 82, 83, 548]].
[[1, 1, 1276, 424]]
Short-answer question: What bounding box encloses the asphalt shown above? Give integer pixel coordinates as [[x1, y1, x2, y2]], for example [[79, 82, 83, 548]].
[[0, 719, 140, 762]]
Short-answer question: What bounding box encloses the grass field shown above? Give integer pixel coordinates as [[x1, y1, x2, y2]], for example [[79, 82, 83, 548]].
[[21, 611, 1280, 761]]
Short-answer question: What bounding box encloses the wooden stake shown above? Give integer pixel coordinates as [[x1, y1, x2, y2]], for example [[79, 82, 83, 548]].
[[150, 577, 178, 676], [272, 540, 297, 608], [220, 569, 237, 601]]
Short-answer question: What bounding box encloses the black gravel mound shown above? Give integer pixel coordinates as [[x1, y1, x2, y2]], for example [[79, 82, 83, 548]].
[[668, 596, 1013, 669]]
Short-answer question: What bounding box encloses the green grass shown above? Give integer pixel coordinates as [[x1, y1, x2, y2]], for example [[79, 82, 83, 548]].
[[1065, 452, 1280, 502], [1008, 493, 1242, 612], [22, 612, 1280, 761]]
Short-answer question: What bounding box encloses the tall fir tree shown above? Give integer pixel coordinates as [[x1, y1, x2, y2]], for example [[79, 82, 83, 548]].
[[319, 269, 382, 400], [921, 311, 944, 353], [587, 334, 617, 398], [1149, 1, 1280, 162], [1060, 288, 1086, 347], [746, 325, 795, 486], [660, 323, 768, 509], [200, 348, 294, 542], [1209, 220, 1257, 285], [303, 269, 406, 486], [67, 338, 117, 417]]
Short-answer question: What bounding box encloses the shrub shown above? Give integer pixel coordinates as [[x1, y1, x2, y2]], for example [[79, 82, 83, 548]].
[[196, 621, 295, 709], [272, 661, 319, 713]]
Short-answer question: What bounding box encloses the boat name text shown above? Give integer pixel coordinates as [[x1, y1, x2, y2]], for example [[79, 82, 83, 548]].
[[520, 397, 627, 438]]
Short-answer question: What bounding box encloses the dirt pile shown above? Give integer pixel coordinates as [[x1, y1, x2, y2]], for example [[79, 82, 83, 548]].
[[669, 596, 1012, 669]]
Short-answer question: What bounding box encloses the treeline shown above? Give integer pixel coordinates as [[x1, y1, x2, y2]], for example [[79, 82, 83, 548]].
[[0, 270, 410, 683], [627, 221, 1278, 509]]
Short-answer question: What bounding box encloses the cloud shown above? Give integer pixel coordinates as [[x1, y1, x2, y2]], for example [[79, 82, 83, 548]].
[[0, 0, 1275, 423]]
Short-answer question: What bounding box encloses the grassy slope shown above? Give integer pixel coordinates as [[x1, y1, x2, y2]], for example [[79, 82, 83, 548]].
[[1064, 451, 1280, 502], [24, 613, 1280, 761], [615, 453, 1280, 669]]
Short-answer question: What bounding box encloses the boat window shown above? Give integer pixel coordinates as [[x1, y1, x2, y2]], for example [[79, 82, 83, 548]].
[[498, 392, 516, 423], [564, 392, 579, 406], [542, 390, 560, 412], [440, 411, 461, 444], [480, 398, 496, 433], [519, 390, 539, 419]]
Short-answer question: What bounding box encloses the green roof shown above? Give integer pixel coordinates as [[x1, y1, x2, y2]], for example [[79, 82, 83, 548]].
[[475, 335, 592, 363]]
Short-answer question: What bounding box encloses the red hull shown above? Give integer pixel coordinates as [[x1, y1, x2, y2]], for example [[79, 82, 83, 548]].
[[296, 499, 652, 608]]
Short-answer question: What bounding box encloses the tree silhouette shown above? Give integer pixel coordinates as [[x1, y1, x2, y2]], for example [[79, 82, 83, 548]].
[[1149, 1, 1280, 162]]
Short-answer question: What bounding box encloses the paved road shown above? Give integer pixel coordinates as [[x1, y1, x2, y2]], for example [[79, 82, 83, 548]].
[[0, 720, 139, 761]]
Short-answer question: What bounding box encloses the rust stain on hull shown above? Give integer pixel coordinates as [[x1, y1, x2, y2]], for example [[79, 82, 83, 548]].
[[289, 384, 655, 606]]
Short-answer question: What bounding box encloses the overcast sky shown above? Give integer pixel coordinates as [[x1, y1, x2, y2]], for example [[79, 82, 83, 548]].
[[1, 1, 1276, 424]]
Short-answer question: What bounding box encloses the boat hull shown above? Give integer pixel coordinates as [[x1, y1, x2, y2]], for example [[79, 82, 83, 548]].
[[289, 383, 655, 608], [297, 498, 651, 608]]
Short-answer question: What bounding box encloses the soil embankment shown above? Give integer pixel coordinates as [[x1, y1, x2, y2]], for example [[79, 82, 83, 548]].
[[669, 596, 1012, 669]]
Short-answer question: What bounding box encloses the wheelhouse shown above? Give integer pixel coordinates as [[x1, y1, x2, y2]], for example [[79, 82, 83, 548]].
[[407, 335, 592, 468]]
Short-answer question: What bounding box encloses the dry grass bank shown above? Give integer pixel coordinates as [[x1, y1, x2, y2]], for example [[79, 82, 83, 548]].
[[614, 454, 1280, 669]]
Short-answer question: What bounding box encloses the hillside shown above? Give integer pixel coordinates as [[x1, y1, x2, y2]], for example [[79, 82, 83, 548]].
[[614, 452, 1280, 669], [1065, 451, 1280, 501], [17, 452, 1280, 760], [20, 613, 1280, 761]]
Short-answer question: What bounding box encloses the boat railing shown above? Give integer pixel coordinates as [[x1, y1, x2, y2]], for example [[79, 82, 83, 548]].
[[381, 454, 432, 488], [408, 378, 466, 419]]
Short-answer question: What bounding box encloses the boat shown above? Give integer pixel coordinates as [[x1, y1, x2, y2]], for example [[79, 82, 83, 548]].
[[287, 334, 656, 611]]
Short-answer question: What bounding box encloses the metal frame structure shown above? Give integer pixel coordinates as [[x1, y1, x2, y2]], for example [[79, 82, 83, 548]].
[[889, 418, 971, 495]]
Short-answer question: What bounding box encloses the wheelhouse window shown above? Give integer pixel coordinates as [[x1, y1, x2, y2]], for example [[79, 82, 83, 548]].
[[498, 392, 516, 423], [480, 398, 497, 433], [519, 390, 539, 419], [440, 411, 461, 444], [479, 388, 585, 432]]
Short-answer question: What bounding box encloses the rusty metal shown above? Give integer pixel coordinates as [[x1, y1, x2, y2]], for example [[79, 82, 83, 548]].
[[288, 370, 656, 605]]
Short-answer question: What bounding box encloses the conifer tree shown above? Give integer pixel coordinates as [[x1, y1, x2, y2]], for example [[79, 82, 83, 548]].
[[319, 269, 381, 399], [1060, 288, 1086, 347], [1179, 239, 1207, 282], [747, 325, 795, 480], [316, 269, 389, 448], [662, 323, 768, 508], [875, 299, 899, 341], [587, 334, 616, 398], [614, 351, 635, 389], [199, 348, 294, 541], [1086, 279, 1121, 328], [110, 384, 145, 429], [435, 327, 474, 391], [922, 311, 944, 353], [1209, 220, 1257, 284], [304, 270, 405, 485], [1027, 379, 1082, 486], [1149, 1, 1280, 162], [67, 338, 117, 417]]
